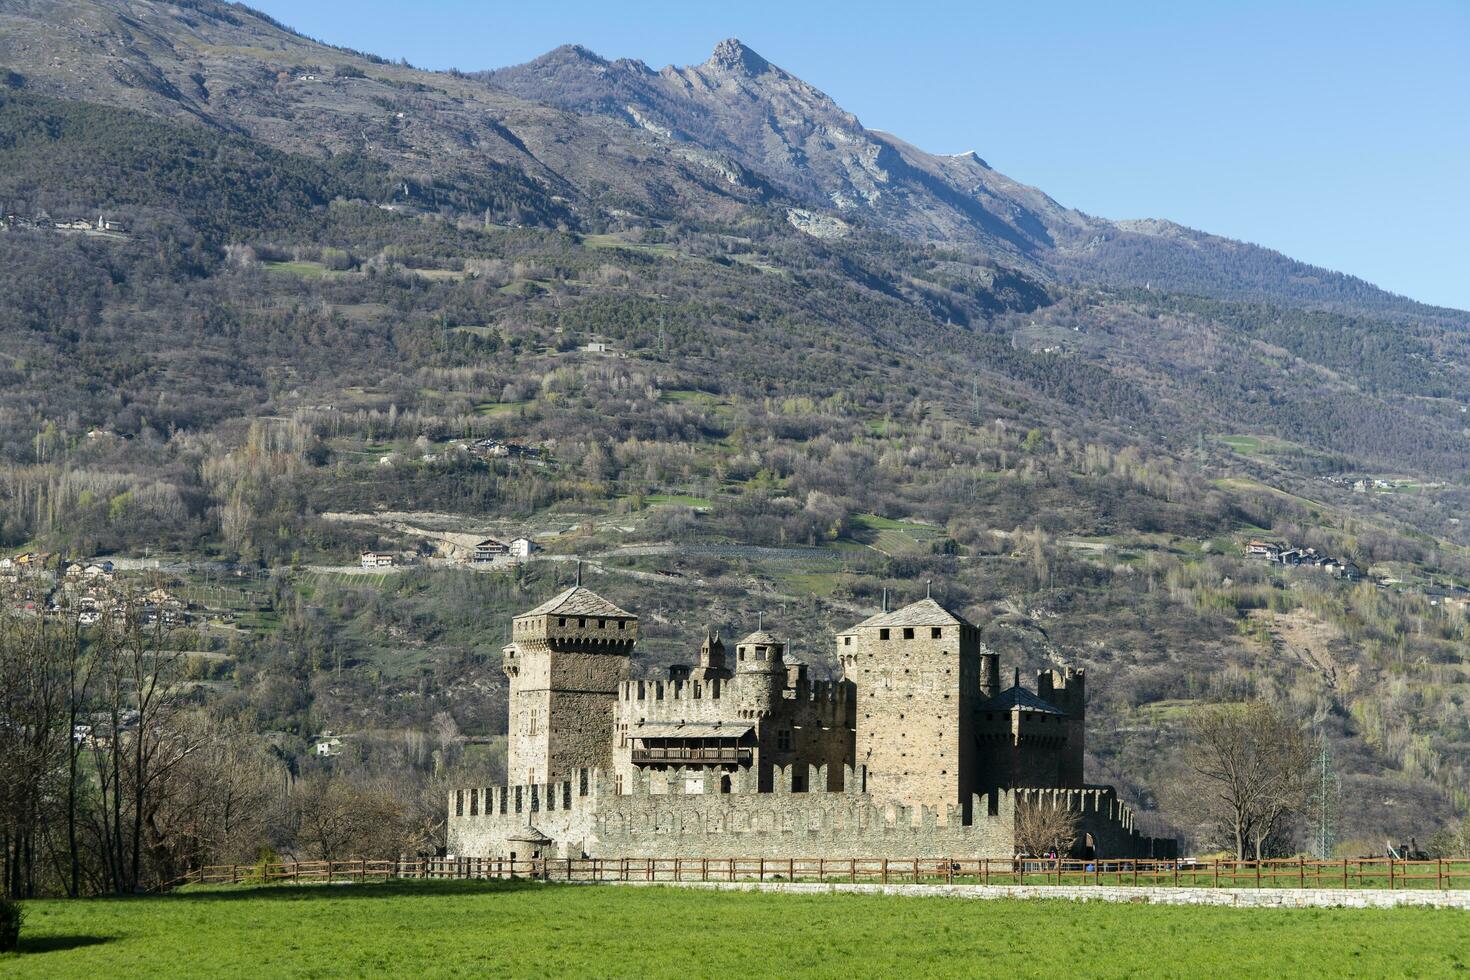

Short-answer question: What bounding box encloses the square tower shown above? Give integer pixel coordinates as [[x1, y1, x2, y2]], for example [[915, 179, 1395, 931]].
[[837, 598, 981, 811], [502, 585, 637, 784]]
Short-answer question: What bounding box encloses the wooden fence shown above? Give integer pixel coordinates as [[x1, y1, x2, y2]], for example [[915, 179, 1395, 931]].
[[167, 856, 1470, 892]]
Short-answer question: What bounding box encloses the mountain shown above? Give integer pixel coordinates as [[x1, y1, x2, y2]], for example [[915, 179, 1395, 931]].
[[477, 39, 1084, 258], [2, 0, 1470, 852], [478, 38, 1452, 317], [1, 2, 1437, 314], [0, 0, 777, 226]]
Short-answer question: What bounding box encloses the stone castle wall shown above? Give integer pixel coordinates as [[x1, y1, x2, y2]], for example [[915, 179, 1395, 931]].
[[447, 764, 1175, 861], [612, 675, 856, 791]]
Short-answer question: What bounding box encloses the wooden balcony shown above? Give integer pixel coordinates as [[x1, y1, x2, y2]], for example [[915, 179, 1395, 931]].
[[631, 746, 751, 766]]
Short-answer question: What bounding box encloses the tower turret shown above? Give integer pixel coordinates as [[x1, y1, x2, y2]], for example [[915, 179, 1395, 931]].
[[734, 626, 786, 716], [503, 584, 637, 784], [696, 626, 731, 679], [837, 597, 981, 811]]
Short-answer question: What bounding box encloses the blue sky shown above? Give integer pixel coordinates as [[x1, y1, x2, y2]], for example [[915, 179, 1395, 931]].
[[251, 1, 1469, 310]]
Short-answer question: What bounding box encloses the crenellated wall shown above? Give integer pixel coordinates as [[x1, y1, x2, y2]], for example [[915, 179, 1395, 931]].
[[447, 764, 1174, 861], [612, 674, 856, 792]]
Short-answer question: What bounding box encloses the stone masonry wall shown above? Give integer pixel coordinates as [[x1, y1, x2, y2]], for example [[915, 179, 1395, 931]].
[[447, 764, 1172, 861]]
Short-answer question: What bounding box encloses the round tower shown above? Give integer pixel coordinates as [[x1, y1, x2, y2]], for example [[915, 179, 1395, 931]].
[[734, 627, 786, 716]]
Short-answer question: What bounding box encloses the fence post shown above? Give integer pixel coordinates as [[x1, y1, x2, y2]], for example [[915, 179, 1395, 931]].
[[1439, 858, 1445, 891], [1390, 859, 1395, 890], [946, 858, 953, 885], [1299, 856, 1305, 889], [882, 859, 889, 884]]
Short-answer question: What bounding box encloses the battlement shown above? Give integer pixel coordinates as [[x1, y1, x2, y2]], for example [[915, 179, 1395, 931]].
[[619, 676, 855, 727], [620, 678, 729, 703], [1036, 667, 1085, 714], [448, 768, 1173, 861], [451, 767, 609, 820], [781, 678, 855, 705], [1011, 785, 1134, 831]]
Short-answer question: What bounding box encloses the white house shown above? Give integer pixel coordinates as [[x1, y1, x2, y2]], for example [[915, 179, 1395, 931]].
[[510, 537, 537, 559], [313, 734, 344, 757], [360, 552, 396, 569]]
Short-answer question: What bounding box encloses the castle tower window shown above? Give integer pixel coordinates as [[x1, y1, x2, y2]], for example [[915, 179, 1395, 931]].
[[578, 618, 586, 628], [776, 730, 792, 751], [879, 628, 890, 640], [558, 617, 566, 627], [931, 627, 943, 639], [844, 636, 851, 646], [903, 627, 914, 639], [598, 619, 606, 629]]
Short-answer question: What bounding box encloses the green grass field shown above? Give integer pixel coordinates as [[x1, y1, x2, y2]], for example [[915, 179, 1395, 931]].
[[5, 880, 1468, 978], [849, 513, 943, 556]]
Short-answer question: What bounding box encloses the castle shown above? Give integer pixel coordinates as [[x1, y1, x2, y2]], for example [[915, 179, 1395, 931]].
[[448, 583, 1175, 861]]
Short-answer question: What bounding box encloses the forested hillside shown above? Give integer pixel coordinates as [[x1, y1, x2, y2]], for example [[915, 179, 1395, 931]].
[[2, 0, 1470, 894]]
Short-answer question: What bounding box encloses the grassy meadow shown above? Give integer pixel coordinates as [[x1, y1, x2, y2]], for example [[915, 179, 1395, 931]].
[[4, 880, 1468, 978]]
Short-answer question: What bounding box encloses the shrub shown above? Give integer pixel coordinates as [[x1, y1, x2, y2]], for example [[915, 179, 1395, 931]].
[[0, 896, 22, 953]]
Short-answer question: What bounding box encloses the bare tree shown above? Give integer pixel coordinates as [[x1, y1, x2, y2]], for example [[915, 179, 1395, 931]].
[[0, 615, 66, 898], [1014, 795, 1081, 857], [291, 773, 407, 863], [1179, 700, 1314, 860], [146, 719, 285, 875], [89, 612, 199, 892]]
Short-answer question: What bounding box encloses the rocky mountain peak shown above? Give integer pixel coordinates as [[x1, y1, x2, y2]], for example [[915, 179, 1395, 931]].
[[706, 38, 771, 76], [540, 43, 608, 67]]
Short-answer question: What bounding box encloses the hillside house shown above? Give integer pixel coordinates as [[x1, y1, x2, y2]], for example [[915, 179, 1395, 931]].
[[84, 561, 115, 582], [314, 734, 345, 758], [360, 552, 397, 569], [510, 537, 537, 559], [146, 587, 184, 609], [1244, 540, 1283, 558], [473, 538, 509, 563], [471, 439, 541, 460]]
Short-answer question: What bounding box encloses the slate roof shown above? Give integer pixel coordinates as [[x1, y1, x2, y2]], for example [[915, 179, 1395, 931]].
[[521, 586, 633, 619], [846, 597, 974, 630], [736, 630, 783, 647], [506, 825, 551, 843], [978, 686, 1067, 716]]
